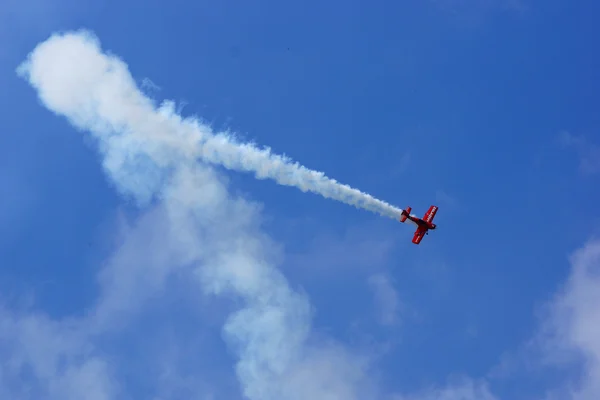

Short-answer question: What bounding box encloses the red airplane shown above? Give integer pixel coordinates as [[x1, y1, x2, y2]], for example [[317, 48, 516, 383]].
[[399, 205, 438, 244]]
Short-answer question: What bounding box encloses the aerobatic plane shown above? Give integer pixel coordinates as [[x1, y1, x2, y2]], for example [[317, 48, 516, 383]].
[[399, 205, 438, 244]]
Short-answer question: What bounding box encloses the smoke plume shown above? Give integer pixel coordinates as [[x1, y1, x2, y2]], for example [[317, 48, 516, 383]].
[[17, 30, 402, 220], [17, 29, 377, 400]]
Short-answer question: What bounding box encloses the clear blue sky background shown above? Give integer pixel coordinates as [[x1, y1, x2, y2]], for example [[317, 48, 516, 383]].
[[1, 1, 599, 399]]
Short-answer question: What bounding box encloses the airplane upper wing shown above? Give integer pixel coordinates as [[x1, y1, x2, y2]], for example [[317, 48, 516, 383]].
[[423, 205, 438, 223], [412, 227, 427, 244]]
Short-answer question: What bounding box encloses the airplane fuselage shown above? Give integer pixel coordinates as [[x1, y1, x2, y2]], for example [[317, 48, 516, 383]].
[[406, 215, 436, 230]]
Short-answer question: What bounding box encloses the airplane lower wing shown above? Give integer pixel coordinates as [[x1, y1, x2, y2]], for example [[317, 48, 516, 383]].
[[412, 227, 427, 244]]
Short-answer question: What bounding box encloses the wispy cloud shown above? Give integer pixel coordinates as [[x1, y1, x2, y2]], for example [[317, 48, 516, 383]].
[[141, 77, 161, 93], [488, 237, 600, 399], [534, 237, 600, 399], [557, 131, 600, 175], [368, 273, 402, 327], [0, 305, 119, 399], [11, 29, 382, 400]]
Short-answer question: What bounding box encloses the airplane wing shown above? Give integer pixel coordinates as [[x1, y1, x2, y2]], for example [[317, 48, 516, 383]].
[[412, 227, 427, 244], [423, 205, 438, 224]]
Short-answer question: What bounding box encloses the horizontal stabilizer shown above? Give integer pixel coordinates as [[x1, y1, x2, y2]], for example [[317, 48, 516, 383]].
[[400, 206, 411, 222]]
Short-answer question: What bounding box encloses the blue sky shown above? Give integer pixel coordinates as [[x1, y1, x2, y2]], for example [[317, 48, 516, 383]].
[[1, 1, 600, 399]]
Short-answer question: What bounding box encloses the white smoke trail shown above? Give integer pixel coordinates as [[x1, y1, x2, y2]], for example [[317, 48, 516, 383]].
[[16, 29, 403, 220], [17, 30, 377, 400]]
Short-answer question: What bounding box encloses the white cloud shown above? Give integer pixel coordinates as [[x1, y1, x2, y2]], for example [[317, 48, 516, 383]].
[[557, 131, 600, 175], [486, 238, 600, 400], [368, 273, 402, 327], [0, 306, 119, 399], [9, 29, 381, 400], [535, 238, 600, 399]]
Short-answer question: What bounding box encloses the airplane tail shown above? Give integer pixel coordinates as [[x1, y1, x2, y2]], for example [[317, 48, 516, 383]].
[[399, 206, 411, 222]]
